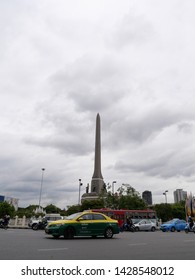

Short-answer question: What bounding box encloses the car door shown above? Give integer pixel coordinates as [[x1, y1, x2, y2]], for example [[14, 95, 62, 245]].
[[92, 213, 107, 235], [174, 220, 181, 231], [139, 220, 147, 230], [175, 220, 184, 231], [144, 220, 152, 230], [76, 213, 93, 236], [177, 220, 186, 230]]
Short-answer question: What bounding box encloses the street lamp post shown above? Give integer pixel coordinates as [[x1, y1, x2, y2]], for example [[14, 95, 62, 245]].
[[78, 179, 83, 205], [112, 181, 117, 194], [38, 168, 45, 212], [163, 190, 168, 203]]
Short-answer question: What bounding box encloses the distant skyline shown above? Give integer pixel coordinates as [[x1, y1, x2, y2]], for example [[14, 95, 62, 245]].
[[1, 1, 195, 209]]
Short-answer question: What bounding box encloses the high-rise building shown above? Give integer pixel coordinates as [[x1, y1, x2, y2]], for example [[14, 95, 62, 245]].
[[142, 190, 152, 205], [174, 189, 187, 203]]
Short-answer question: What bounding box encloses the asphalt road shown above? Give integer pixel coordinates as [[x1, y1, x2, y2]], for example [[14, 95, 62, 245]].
[[0, 228, 195, 260]]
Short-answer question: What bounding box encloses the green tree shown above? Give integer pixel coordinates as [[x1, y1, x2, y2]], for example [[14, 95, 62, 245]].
[[15, 205, 40, 218], [0, 201, 15, 218], [171, 202, 186, 220], [118, 195, 146, 209], [25, 205, 38, 212], [110, 184, 147, 209], [15, 208, 33, 218], [44, 204, 61, 214], [117, 184, 138, 196], [66, 205, 81, 216], [104, 192, 120, 209], [100, 184, 147, 210], [81, 199, 104, 211], [153, 203, 173, 222], [153, 201, 186, 222]]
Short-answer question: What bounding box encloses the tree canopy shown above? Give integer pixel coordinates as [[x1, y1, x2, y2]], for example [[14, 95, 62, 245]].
[[152, 201, 186, 222], [0, 201, 15, 218]]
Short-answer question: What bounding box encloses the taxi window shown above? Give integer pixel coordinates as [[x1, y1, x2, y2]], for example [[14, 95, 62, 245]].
[[81, 214, 93, 220], [93, 214, 106, 220]]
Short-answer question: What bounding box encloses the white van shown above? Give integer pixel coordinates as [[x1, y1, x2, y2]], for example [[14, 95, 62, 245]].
[[28, 213, 62, 229], [44, 214, 62, 221]]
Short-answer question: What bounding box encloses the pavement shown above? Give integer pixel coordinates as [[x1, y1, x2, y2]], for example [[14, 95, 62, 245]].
[[8, 225, 29, 229]]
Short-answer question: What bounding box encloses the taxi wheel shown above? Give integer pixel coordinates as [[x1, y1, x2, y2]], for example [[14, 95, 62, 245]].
[[64, 227, 75, 239], [104, 227, 113, 239]]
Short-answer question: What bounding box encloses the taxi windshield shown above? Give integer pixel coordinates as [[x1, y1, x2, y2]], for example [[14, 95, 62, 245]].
[[66, 212, 83, 220]]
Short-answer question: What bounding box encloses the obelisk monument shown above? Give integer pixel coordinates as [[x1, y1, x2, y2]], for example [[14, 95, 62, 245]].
[[91, 113, 105, 194]]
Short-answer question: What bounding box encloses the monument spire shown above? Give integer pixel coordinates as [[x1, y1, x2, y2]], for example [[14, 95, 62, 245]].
[[91, 113, 104, 194]]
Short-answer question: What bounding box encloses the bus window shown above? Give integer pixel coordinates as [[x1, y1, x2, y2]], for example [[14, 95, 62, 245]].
[[92, 209, 157, 225], [134, 212, 140, 219], [107, 212, 113, 217], [112, 214, 117, 220]]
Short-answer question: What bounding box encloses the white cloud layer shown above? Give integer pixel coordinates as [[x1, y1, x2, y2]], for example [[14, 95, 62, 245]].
[[1, 0, 195, 208]]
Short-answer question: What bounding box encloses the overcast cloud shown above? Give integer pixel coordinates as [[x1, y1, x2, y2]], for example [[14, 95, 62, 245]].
[[1, 0, 195, 209]]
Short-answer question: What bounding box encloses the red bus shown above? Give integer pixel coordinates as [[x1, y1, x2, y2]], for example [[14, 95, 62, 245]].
[[92, 208, 157, 228]]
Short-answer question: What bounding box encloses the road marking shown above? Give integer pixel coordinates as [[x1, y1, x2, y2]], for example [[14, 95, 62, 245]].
[[38, 248, 68, 251], [184, 240, 194, 242], [128, 243, 147, 246]]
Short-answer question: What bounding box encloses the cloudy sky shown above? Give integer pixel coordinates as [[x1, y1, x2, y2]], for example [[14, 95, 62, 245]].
[[1, 0, 195, 209]]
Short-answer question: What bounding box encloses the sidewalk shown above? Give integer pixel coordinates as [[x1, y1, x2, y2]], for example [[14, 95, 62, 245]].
[[8, 225, 29, 229]]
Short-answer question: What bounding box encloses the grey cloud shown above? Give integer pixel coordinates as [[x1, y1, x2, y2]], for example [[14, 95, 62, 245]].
[[2, 1, 195, 208], [108, 10, 154, 49], [24, 135, 93, 156], [114, 144, 195, 180], [177, 122, 195, 133], [50, 55, 128, 111], [102, 106, 183, 153]]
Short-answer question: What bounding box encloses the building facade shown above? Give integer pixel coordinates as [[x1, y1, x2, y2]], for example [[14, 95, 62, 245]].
[[0, 195, 19, 210], [142, 190, 152, 205], [174, 189, 187, 203]]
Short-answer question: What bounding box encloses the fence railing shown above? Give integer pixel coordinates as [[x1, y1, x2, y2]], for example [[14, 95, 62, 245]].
[[9, 216, 32, 228]]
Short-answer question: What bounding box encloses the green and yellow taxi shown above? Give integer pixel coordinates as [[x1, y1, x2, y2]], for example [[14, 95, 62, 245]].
[[45, 211, 119, 239]]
